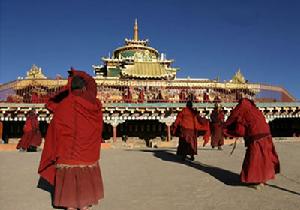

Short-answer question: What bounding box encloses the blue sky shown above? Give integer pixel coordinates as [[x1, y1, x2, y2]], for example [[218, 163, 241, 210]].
[[1, 0, 299, 99]]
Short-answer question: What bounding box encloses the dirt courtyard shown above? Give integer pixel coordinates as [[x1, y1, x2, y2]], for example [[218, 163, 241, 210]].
[[0, 141, 300, 210]]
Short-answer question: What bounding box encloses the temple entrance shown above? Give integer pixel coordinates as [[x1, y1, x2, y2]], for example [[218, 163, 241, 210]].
[[2, 118, 299, 143], [102, 123, 113, 140], [98, 120, 168, 142], [269, 118, 300, 137], [118, 120, 166, 140], [1, 121, 24, 143]]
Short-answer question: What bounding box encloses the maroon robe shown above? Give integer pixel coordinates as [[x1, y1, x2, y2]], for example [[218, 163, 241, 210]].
[[203, 92, 210, 102], [123, 88, 132, 103], [197, 116, 211, 146], [138, 90, 145, 103], [31, 92, 39, 103], [210, 109, 224, 147], [16, 112, 42, 150], [179, 90, 186, 102], [38, 69, 103, 184], [172, 107, 200, 156], [38, 69, 104, 208], [224, 98, 280, 183]]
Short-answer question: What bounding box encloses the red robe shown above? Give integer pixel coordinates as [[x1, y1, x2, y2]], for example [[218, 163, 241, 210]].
[[31, 92, 39, 103], [179, 90, 186, 102], [123, 88, 132, 103], [173, 107, 200, 156], [17, 113, 42, 150], [197, 116, 211, 146], [203, 92, 210, 102], [138, 90, 145, 103], [210, 109, 224, 147], [224, 98, 280, 183], [38, 70, 103, 185]]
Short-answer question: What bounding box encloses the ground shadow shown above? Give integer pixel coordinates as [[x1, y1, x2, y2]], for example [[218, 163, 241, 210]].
[[266, 183, 300, 196], [138, 149, 241, 186], [198, 148, 221, 151]]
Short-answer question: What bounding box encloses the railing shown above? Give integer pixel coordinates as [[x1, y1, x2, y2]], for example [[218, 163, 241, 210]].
[[0, 79, 297, 104]]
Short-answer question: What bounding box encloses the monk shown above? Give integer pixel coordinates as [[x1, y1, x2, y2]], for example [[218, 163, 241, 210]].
[[38, 68, 104, 210], [203, 91, 210, 102], [179, 89, 186, 103], [210, 103, 224, 150], [224, 98, 280, 189], [138, 88, 145, 103], [172, 101, 202, 161], [123, 87, 132, 103], [197, 115, 211, 147], [16, 110, 42, 152]]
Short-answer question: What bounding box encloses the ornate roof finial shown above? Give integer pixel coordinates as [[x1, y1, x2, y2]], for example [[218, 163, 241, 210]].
[[134, 18, 138, 41], [26, 64, 46, 79], [231, 68, 246, 84]]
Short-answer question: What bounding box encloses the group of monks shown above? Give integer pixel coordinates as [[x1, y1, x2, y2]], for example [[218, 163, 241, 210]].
[[173, 98, 280, 189], [15, 68, 280, 209]]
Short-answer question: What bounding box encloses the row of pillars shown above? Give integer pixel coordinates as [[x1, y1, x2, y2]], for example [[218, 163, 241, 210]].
[[0, 121, 3, 143], [0, 118, 174, 144], [105, 118, 175, 143]]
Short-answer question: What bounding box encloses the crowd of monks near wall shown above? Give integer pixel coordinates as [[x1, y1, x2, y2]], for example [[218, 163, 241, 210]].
[[98, 86, 251, 103], [0, 83, 258, 104], [4, 85, 64, 103]]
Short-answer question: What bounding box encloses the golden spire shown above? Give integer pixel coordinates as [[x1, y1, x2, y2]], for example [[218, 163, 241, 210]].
[[231, 68, 246, 83], [134, 18, 138, 41]]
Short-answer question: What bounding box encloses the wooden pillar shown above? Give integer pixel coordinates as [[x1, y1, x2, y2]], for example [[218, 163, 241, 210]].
[[105, 118, 125, 143], [167, 124, 171, 142], [0, 121, 3, 144], [113, 125, 117, 143], [165, 121, 174, 142], [159, 117, 176, 142]]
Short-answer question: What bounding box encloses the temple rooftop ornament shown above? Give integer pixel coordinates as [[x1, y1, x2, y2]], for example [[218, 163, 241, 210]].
[[25, 64, 47, 79], [231, 68, 246, 84], [134, 18, 139, 41], [93, 20, 178, 79]]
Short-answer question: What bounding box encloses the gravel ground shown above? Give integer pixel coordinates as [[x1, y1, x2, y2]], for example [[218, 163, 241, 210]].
[[0, 141, 300, 210]]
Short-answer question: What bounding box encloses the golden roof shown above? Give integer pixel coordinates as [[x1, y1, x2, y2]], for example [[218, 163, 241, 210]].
[[122, 62, 175, 79]]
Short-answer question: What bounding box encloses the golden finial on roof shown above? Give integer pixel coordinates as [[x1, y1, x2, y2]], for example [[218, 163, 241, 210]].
[[231, 68, 246, 84], [26, 64, 47, 79], [134, 18, 139, 41]]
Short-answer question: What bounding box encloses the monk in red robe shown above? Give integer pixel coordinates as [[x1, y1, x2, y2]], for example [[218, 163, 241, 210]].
[[210, 103, 224, 150], [224, 98, 280, 189], [203, 91, 210, 102], [138, 88, 145, 103], [197, 115, 211, 147], [16, 110, 42, 152], [179, 89, 186, 103], [172, 101, 203, 161], [31, 91, 39, 103], [0, 121, 3, 143], [38, 68, 104, 210], [123, 87, 132, 103]]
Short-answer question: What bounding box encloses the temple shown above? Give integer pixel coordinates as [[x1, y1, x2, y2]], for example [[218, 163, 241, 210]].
[[0, 20, 299, 142], [93, 19, 177, 80]]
